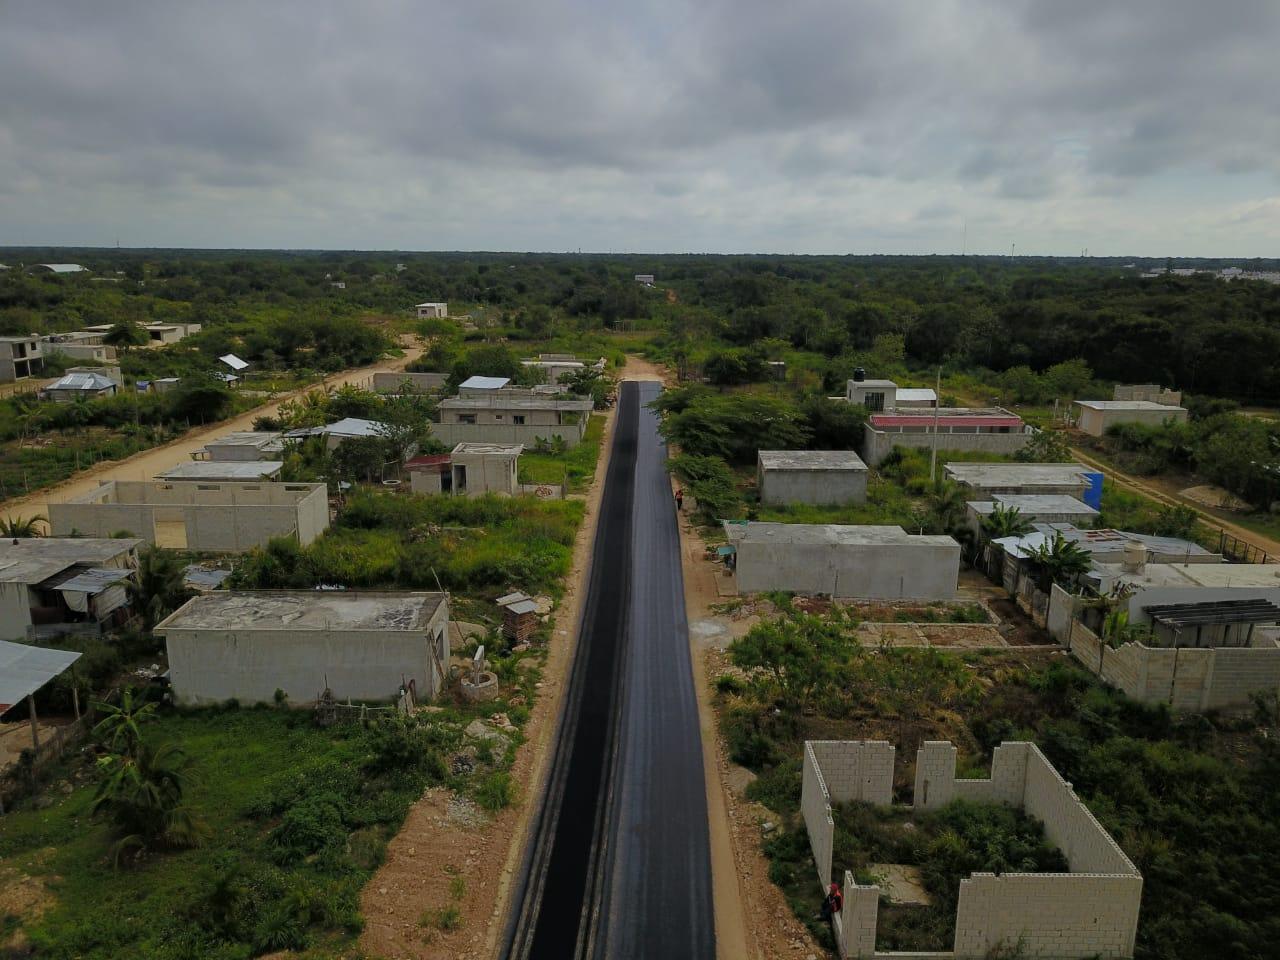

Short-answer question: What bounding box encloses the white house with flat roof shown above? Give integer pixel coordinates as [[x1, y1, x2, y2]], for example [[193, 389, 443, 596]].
[[434, 393, 594, 447], [757, 450, 868, 506], [1073, 400, 1189, 437], [416, 302, 448, 319], [156, 591, 451, 706], [451, 442, 522, 496], [194, 431, 285, 461], [725, 522, 960, 599]]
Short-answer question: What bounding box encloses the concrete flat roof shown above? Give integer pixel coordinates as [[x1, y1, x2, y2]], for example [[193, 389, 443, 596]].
[[156, 461, 284, 481], [0, 537, 142, 585], [895, 388, 937, 402], [725, 522, 955, 548], [451, 442, 523, 457], [848, 378, 897, 388], [156, 591, 447, 632], [945, 462, 1090, 485], [1092, 562, 1280, 590], [204, 431, 283, 449], [1075, 400, 1188, 412], [440, 396, 594, 411], [758, 450, 867, 471], [968, 495, 1098, 515]]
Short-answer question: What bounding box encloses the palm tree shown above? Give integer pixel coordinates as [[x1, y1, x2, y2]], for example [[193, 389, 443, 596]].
[[92, 739, 208, 862], [1028, 531, 1092, 590], [129, 546, 192, 629], [92, 687, 158, 753], [0, 515, 47, 537], [981, 504, 1034, 540], [925, 479, 968, 536]]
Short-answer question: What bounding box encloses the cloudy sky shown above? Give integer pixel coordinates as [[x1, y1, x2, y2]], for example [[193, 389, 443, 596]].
[[1, 0, 1278, 256]]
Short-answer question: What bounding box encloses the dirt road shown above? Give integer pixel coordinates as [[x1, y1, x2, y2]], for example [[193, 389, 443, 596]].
[[0, 343, 422, 526], [1069, 446, 1280, 557]]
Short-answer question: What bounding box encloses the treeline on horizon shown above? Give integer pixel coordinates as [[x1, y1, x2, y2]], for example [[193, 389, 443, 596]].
[[2, 249, 1279, 401]]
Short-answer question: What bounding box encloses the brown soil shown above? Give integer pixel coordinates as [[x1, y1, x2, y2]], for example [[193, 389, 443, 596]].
[[359, 384, 622, 960], [0, 335, 424, 525]]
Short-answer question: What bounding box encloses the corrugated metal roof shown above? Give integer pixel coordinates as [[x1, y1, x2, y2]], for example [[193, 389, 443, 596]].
[[0, 641, 82, 714], [219, 353, 249, 371], [460, 376, 511, 390], [54, 567, 132, 595], [46, 371, 117, 391]]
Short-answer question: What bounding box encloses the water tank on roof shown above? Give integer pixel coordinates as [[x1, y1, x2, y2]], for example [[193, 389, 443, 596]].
[[853, 367, 866, 382], [1122, 540, 1147, 574]]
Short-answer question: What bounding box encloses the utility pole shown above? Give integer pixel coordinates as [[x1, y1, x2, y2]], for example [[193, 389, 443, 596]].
[[929, 366, 942, 484]]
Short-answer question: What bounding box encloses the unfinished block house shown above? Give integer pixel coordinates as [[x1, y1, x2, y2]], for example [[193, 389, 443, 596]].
[[156, 591, 450, 706], [757, 450, 868, 506], [724, 522, 960, 599], [48, 480, 328, 551], [803, 739, 1142, 959], [0, 537, 143, 642]]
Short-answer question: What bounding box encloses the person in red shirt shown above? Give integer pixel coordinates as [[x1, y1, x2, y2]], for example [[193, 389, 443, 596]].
[[675, 488, 684, 511], [820, 881, 843, 921]]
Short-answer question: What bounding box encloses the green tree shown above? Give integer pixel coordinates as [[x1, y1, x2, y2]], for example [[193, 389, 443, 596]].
[[728, 613, 856, 708], [103, 321, 149, 353], [92, 687, 159, 754], [0, 514, 46, 537], [92, 739, 208, 862], [1027, 531, 1092, 590], [1015, 428, 1072, 463], [980, 504, 1034, 540], [129, 546, 193, 629]]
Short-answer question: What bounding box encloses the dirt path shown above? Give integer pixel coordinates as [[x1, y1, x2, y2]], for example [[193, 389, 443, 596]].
[[0, 340, 423, 525], [1069, 445, 1280, 557], [359, 387, 622, 960]]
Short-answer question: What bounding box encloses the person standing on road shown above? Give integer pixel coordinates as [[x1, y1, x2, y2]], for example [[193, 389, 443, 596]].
[[675, 488, 684, 511]]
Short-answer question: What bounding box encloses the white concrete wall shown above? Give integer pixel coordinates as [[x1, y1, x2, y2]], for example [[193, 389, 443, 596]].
[[861, 427, 1031, 467], [49, 481, 328, 551], [736, 539, 960, 599], [0, 582, 33, 640], [809, 740, 1142, 960], [429, 418, 590, 448], [163, 601, 449, 705], [1076, 405, 1189, 437], [759, 466, 868, 506], [453, 454, 519, 496]]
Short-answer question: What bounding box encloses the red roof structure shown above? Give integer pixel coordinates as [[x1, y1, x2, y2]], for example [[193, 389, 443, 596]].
[[405, 454, 452, 469]]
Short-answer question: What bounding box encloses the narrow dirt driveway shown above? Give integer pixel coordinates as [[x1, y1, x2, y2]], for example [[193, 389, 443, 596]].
[[0, 342, 423, 525]]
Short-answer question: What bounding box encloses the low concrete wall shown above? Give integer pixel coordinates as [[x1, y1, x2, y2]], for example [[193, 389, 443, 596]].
[[1067, 619, 1280, 712], [372, 371, 446, 393], [50, 481, 328, 552], [861, 428, 1030, 467], [809, 740, 1142, 960]]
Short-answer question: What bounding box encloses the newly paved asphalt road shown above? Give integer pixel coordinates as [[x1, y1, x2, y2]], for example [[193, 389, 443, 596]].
[[505, 381, 714, 960]]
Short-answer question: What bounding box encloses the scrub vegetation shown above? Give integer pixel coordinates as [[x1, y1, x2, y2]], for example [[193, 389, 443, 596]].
[[716, 604, 1280, 959]]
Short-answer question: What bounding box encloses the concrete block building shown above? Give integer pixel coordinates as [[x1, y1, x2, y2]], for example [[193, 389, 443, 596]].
[[0, 335, 44, 383], [861, 408, 1032, 466], [0, 537, 143, 641], [725, 522, 959, 599], [156, 591, 450, 706], [803, 739, 1142, 959], [416, 302, 448, 319], [1113, 384, 1182, 406], [49, 480, 328, 551], [155, 461, 284, 482], [757, 450, 868, 506], [945, 462, 1096, 500], [966, 494, 1099, 537], [451, 442, 522, 496], [433, 393, 594, 448], [1073, 400, 1189, 437], [194, 431, 285, 461], [40, 370, 119, 402], [520, 354, 605, 388]]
